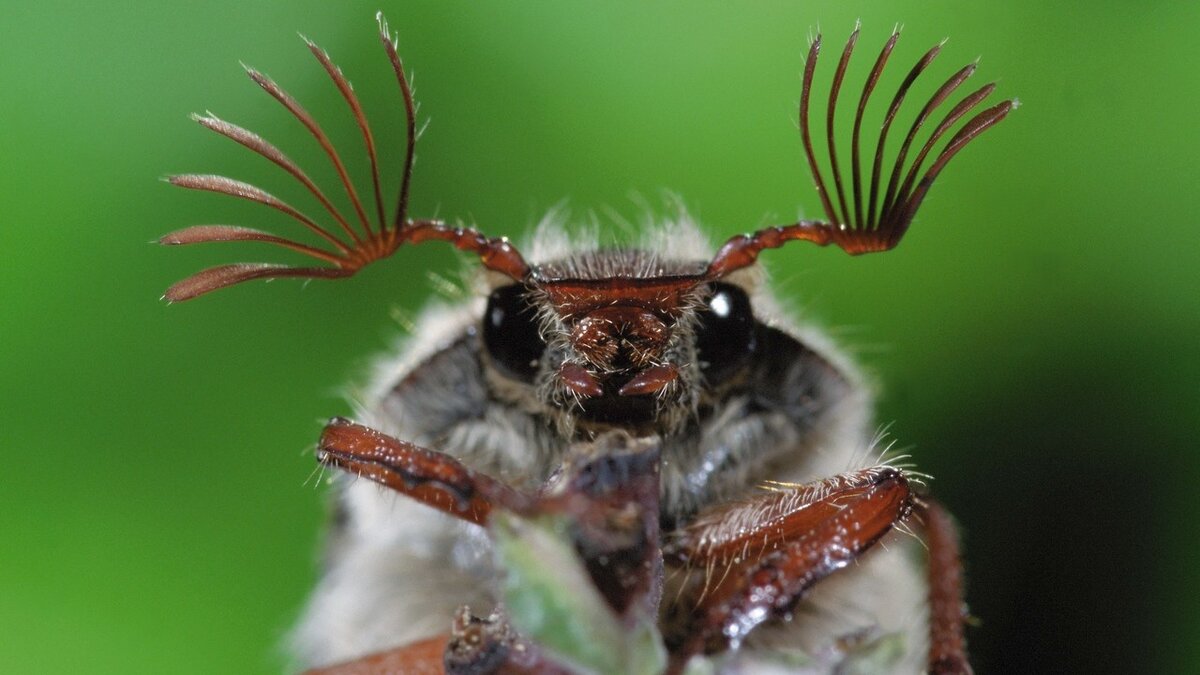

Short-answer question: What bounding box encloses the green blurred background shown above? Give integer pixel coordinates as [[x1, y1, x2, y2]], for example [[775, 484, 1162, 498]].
[[2, 1, 1196, 672]]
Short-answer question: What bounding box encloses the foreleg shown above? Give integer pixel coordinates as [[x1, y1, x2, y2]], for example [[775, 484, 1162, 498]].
[[920, 499, 973, 675], [317, 417, 536, 526], [663, 466, 915, 669]]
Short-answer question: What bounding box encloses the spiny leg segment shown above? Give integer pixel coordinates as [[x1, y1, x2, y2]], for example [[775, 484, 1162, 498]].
[[661, 467, 915, 671], [921, 499, 974, 675]]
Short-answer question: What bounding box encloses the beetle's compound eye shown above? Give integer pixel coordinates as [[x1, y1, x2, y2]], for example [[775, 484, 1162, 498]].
[[696, 283, 757, 384], [483, 284, 546, 382]]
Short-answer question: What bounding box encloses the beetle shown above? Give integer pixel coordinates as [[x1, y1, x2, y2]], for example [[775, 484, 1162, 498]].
[[161, 14, 1012, 674]]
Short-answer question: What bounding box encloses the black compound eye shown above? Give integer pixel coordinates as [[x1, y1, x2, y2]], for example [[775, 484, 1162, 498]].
[[483, 284, 546, 382], [695, 282, 757, 384]]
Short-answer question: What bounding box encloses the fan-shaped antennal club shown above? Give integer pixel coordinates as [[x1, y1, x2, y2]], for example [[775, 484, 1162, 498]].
[[706, 26, 1014, 280], [160, 15, 528, 302]]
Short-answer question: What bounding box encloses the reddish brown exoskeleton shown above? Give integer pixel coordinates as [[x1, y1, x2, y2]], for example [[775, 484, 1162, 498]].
[[162, 15, 1012, 674]]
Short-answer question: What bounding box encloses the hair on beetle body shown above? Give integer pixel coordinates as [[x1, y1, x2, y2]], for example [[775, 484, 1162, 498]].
[[162, 14, 1011, 675]]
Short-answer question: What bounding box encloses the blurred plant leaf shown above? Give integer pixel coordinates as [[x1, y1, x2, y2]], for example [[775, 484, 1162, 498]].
[[492, 511, 628, 674]]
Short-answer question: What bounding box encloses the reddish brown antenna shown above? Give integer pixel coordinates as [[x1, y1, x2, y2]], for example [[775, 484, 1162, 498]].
[[706, 25, 1014, 279], [160, 13, 529, 302]]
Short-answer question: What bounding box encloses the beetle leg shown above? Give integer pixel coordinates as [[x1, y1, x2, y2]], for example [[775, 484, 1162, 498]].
[[663, 466, 914, 667], [302, 608, 578, 675], [542, 434, 664, 619], [920, 499, 973, 675], [317, 417, 536, 526], [301, 634, 447, 675]]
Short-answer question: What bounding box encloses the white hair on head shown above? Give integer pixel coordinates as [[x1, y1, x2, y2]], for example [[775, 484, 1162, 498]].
[[525, 199, 716, 268], [526, 205, 597, 264]]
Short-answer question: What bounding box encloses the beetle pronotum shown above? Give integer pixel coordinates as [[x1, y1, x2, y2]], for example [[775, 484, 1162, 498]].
[[162, 14, 1012, 674]]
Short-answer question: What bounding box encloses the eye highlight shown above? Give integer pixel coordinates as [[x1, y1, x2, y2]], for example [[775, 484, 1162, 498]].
[[483, 284, 546, 382], [695, 283, 757, 384]]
